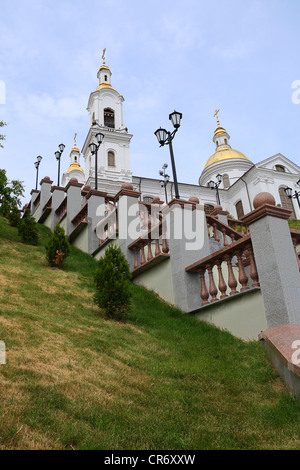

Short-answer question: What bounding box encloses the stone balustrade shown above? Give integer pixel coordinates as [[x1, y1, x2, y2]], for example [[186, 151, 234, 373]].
[[228, 218, 250, 236], [206, 214, 244, 248], [128, 219, 169, 277], [185, 235, 260, 307], [55, 197, 67, 223], [96, 207, 118, 247]]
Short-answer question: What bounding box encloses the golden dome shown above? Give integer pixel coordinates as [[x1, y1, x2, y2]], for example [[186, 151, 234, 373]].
[[214, 126, 227, 137], [204, 148, 250, 169], [71, 146, 80, 153], [96, 82, 120, 95], [67, 163, 84, 174]]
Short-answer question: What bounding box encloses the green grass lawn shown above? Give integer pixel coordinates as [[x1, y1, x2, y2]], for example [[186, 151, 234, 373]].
[[289, 219, 300, 230], [0, 216, 300, 450]]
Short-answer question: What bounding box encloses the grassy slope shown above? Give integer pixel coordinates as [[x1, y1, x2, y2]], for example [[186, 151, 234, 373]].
[[0, 217, 300, 450]]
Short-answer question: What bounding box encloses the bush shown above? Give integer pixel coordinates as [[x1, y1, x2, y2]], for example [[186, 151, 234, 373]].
[[94, 244, 132, 321], [18, 213, 39, 245], [7, 207, 21, 227], [45, 225, 70, 267]]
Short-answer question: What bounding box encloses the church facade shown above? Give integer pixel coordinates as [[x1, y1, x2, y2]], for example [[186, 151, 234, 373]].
[[28, 55, 300, 397], [60, 55, 300, 221]]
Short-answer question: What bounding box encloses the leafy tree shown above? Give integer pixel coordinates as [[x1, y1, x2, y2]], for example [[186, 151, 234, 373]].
[[0, 169, 25, 218], [18, 212, 39, 245], [45, 225, 70, 267], [0, 121, 7, 149], [94, 244, 132, 321]]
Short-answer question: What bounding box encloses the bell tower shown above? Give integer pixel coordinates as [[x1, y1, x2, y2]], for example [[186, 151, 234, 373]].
[[82, 49, 133, 191]]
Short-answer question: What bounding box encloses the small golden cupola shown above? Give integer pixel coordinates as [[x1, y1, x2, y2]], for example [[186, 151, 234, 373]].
[[204, 109, 250, 169], [199, 110, 253, 187], [96, 48, 120, 95], [67, 133, 84, 174]]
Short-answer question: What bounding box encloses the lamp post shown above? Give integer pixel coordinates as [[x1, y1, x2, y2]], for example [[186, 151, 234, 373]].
[[159, 163, 170, 204], [54, 143, 65, 187], [154, 111, 182, 200], [284, 179, 300, 209], [89, 132, 105, 191], [34, 155, 42, 190], [208, 174, 223, 206]]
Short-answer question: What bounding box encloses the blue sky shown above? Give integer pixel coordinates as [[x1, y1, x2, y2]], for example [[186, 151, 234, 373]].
[[1, 0, 300, 202]]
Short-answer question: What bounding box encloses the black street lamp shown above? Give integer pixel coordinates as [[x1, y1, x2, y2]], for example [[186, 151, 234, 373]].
[[34, 155, 42, 190], [154, 111, 182, 200], [208, 174, 223, 206], [89, 132, 105, 191], [159, 163, 170, 204], [284, 179, 300, 209], [55, 143, 65, 186]]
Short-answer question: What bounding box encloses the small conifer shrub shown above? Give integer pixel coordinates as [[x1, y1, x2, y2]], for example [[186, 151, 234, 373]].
[[18, 213, 39, 245], [94, 244, 132, 320], [8, 207, 21, 227], [45, 225, 70, 267]]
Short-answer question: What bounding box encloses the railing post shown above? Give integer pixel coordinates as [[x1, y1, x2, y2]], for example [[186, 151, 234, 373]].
[[50, 185, 65, 232], [65, 178, 83, 235], [30, 189, 40, 215], [163, 197, 210, 312], [114, 183, 141, 270], [86, 189, 107, 254], [242, 192, 300, 327]]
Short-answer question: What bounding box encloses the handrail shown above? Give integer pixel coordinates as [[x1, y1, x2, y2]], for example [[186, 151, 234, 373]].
[[206, 214, 244, 248]]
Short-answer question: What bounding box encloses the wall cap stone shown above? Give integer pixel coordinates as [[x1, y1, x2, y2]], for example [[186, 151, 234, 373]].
[[259, 325, 300, 378], [241, 204, 292, 225]]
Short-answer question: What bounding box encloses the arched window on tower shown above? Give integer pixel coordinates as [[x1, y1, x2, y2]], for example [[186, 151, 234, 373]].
[[104, 108, 115, 128], [108, 151, 115, 167], [275, 165, 286, 173], [279, 187, 296, 219], [235, 200, 244, 219], [224, 138, 228, 145], [104, 75, 108, 82], [223, 174, 230, 189]]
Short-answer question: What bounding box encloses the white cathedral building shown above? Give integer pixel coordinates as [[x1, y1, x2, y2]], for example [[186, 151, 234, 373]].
[[61, 55, 300, 221]]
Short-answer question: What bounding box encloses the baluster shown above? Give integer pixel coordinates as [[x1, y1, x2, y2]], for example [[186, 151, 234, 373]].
[[155, 238, 161, 257], [240, 224, 245, 236], [162, 224, 169, 254], [292, 236, 300, 270], [215, 259, 228, 299], [213, 222, 220, 244], [246, 244, 260, 287], [207, 222, 211, 240], [235, 249, 249, 291], [133, 246, 139, 269], [147, 239, 153, 261], [206, 263, 218, 302], [224, 253, 238, 295], [198, 268, 209, 306], [139, 242, 146, 265], [221, 228, 228, 247]]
